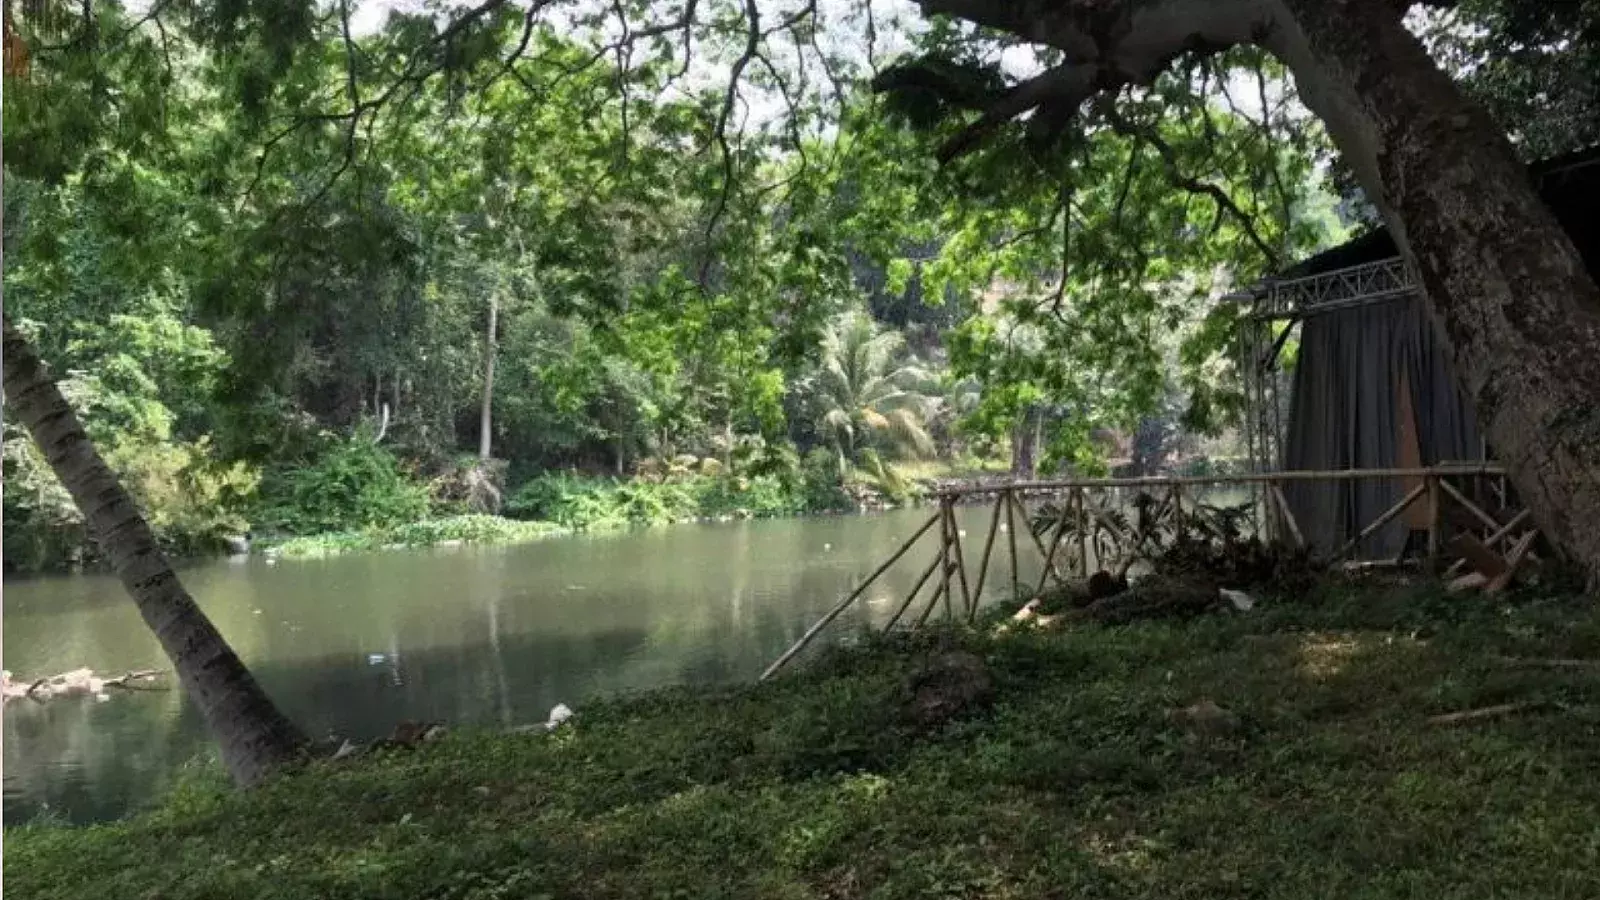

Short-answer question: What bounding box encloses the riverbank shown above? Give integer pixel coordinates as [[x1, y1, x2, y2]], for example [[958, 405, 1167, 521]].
[[260, 464, 980, 561], [12, 582, 1600, 899]]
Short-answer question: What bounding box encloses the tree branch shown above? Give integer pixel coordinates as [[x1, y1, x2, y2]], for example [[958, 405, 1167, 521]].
[[1101, 106, 1280, 267]]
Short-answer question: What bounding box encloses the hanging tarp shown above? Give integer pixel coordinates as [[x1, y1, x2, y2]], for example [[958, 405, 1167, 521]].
[[1281, 297, 1483, 558]]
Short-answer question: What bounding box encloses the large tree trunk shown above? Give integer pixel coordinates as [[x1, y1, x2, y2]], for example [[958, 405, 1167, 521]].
[[2, 318, 307, 785], [1264, 0, 1600, 577], [1011, 405, 1039, 478]]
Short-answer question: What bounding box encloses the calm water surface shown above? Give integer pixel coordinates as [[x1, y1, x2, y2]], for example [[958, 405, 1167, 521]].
[[3, 507, 1039, 824]]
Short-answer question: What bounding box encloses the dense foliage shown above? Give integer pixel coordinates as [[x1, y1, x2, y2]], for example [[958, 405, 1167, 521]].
[[30, 0, 1549, 572]]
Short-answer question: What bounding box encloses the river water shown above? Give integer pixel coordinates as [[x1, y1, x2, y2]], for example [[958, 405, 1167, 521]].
[[3, 507, 1041, 824]]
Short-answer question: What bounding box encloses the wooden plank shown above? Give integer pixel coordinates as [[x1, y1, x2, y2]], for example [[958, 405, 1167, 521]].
[[1444, 533, 1508, 580], [1395, 369, 1428, 529], [1426, 702, 1536, 727], [1485, 530, 1539, 595], [1446, 571, 1488, 594]]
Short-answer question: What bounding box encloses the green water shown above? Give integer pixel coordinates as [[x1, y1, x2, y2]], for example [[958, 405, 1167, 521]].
[[3, 507, 1040, 824]]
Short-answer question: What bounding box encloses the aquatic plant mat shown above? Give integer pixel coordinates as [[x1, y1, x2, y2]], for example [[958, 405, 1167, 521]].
[[11, 582, 1600, 899]]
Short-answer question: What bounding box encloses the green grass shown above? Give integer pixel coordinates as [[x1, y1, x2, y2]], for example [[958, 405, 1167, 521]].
[[267, 515, 566, 559], [11, 581, 1600, 899]]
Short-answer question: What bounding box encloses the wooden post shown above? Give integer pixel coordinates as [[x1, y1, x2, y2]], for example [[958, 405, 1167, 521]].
[[1172, 483, 1185, 543], [1006, 489, 1020, 603], [970, 493, 1005, 617], [1426, 474, 1442, 571], [1077, 486, 1089, 577], [884, 550, 944, 632], [939, 501, 953, 622], [760, 511, 940, 681]]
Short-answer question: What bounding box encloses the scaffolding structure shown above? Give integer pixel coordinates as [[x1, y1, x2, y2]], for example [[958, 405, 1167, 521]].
[[1234, 256, 1423, 542]]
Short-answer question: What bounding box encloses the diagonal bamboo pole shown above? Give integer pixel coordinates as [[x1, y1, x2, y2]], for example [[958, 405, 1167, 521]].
[[884, 550, 944, 633], [1009, 490, 1058, 579], [1333, 482, 1428, 562], [760, 511, 940, 681], [949, 503, 974, 619], [1006, 488, 1021, 604], [915, 579, 947, 629], [1269, 483, 1305, 548], [970, 493, 1005, 619], [1439, 478, 1501, 532], [1035, 503, 1071, 596]]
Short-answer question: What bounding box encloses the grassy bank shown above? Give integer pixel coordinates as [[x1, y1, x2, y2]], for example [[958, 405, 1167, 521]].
[[13, 582, 1600, 900]]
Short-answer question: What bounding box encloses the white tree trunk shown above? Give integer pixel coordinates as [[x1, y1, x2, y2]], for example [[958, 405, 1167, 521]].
[[479, 290, 497, 461]]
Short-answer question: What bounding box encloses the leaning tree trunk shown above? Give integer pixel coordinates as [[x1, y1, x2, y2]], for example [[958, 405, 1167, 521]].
[[1263, 0, 1600, 579], [2, 318, 306, 785]]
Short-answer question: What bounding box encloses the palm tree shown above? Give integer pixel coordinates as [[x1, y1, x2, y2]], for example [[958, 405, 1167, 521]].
[[812, 312, 936, 467], [3, 319, 306, 785]]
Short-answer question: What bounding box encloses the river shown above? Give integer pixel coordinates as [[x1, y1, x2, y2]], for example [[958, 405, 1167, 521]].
[[3, 506, 1042, 824]]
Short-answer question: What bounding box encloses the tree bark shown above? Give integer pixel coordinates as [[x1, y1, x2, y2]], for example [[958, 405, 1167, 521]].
[[908, 0, 1600, 579], [479, 290, 497, 461], [2, 317, 307, 786], [1011, 405, 1039, 478]]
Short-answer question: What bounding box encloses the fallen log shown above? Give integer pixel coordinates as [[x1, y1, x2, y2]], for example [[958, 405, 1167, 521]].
[[2, 668, 165, 703], [1425, 702, 1537, 727]]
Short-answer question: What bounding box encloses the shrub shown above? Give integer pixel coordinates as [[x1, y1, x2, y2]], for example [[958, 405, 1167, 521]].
[[254, 438, 430, 535]]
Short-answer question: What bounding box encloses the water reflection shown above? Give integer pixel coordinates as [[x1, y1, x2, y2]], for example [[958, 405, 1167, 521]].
[[4, 506, 1036, 823]]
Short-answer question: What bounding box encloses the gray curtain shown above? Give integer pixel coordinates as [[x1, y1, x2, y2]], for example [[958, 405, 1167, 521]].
[[1281, 296, 1483, 558]]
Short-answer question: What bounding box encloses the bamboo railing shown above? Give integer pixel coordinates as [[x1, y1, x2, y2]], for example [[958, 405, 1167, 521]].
[[758, 465, 1531, 681]]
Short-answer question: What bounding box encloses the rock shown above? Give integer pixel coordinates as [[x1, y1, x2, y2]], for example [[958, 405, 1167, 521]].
[[906, 651, 994, 730], [546, 703, 574, 730], [421, 724, 448, 743], [1219, 588, 1257, 612], [1166, 699, 1241, 737]]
